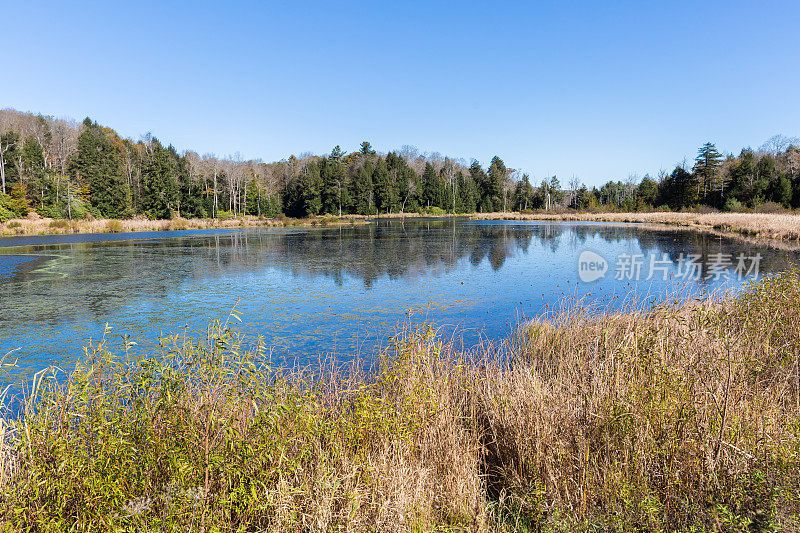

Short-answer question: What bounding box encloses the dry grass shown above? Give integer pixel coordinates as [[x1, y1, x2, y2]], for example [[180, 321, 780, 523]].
[[0, 273, 799, 531], [471, 211, 800, 242], [3, 211, 800, 243], [0, 214, 368, 237]]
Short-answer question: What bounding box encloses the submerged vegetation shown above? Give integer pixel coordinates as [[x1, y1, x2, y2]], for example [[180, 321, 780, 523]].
[[1, 271, 799, 531]]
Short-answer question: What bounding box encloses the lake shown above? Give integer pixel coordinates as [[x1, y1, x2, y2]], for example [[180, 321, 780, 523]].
[[1, 218, 798, 387]]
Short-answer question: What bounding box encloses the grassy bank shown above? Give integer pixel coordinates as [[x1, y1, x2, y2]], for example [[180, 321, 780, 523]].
[[471, 211, 800, 243], [1, 273, 800, 531], [0, 214, 372, 237], [4, 211, 800, 244]]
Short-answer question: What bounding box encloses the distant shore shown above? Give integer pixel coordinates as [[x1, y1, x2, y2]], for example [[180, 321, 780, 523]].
[[2, 210, 800, 245], [0, 214, 373, 237], [469, 210, 800, 243]]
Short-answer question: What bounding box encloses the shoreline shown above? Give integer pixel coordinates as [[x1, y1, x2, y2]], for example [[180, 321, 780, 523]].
[[2, 211, 799, 247], [469, 210, 800, 243]]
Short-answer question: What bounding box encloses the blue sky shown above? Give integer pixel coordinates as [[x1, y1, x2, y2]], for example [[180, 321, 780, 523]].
[[2, 0, 798, 186]]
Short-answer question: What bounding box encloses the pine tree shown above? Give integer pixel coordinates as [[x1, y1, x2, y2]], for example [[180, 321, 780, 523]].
[[140, 139, 178, 219], [486, 156, 507, 211], [360, 141, 376, 156], [694, 142, 723, 203], [421, 163, 444, 209], [372, 158, 397, 214], [322, 146, 346, 216], [350, 161, 374, 214], [302, 162, 322, 215], [70, 119, 132, 218]]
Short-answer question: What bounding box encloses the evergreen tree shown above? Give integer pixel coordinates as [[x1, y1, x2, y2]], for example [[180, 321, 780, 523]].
[[770, 176, 792, 207], [468, 161, 491, 212], [322, 146, 347, 215], [372, 158, 397, 214], [421, 163, 444, 208], [694, 142, 723, 203], [140, 139, 178, 219], [245, 178, 262, 216], [660, 166, 698, 209], [301, 162, 323, 215], [513, 173, 535, 211], [637, 175, 659, 206], [350, 160, 374, 214], [360, 141, 376, 156], [70, 118, 132, 218], [22, 136, 48, 209], [457, 171, 479, 213], [486, 156, 507, 211]]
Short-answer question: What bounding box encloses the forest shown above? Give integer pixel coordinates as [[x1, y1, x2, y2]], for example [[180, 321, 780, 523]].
[[1, 108, 799, 222]]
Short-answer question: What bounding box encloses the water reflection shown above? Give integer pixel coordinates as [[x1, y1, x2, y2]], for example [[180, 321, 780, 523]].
[[0, 219, 797, 385]]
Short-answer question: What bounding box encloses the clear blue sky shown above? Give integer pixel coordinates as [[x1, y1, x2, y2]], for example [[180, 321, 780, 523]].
[[2, 0, 798, 186]]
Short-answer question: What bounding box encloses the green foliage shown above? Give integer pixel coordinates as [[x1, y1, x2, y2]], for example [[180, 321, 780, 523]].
[[421, 162, 443, 209], [105, 219, 124, 232], [9, 184, 30, 216], [140, 139, 180, 219], [0, 192, 16, 222], [71, 119, 133, 218], [661, 166, 698, 209], [485, 156, 507, 211], [301, 161, 322, 216], [350, 160, 374, 215], [424, 205, 446, 216], [4, 110, 800, 221], [724, 197, 744, 212]]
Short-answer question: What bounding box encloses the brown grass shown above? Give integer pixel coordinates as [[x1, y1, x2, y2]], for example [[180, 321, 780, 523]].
[[471, 211, 800, 242], [4, 211, 800, 243], [0, 214, 369, 237], [1, 271, 799, 530]]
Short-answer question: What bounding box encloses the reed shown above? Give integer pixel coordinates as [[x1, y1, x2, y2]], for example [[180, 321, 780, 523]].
[[0, 272, 799, 531], [0, 214, 369, 237], [471, 211, 800, 242]]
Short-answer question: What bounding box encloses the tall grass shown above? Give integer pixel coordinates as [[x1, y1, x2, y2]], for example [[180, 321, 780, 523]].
[[1, 272, 799, 531], [0, 214, 371, 237], [471, 211, 800, 242]]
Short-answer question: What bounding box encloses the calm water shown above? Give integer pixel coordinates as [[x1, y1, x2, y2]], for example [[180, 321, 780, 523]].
[[1, 219, 798, 386]]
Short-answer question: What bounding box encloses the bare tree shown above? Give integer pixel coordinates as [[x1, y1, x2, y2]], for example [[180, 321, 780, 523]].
[[48, 118, 79, 203], [441, 158, 457, 213], [568, 175, 581, 208], [759, 134, 800, 155]]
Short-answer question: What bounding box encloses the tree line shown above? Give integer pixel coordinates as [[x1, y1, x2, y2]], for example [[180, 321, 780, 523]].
[[1, 108, 798, 222]]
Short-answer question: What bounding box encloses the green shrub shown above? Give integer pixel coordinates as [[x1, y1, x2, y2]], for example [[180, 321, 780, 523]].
[[49, 219, 69, 229], [0, 205, 13, 223], [724, 197, 744, 212], [104, 220, 124, 233], [425, 206, 447, 216]]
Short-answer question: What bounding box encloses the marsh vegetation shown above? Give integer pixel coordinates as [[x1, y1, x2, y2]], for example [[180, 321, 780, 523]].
[[1, 270, 799, 530]]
